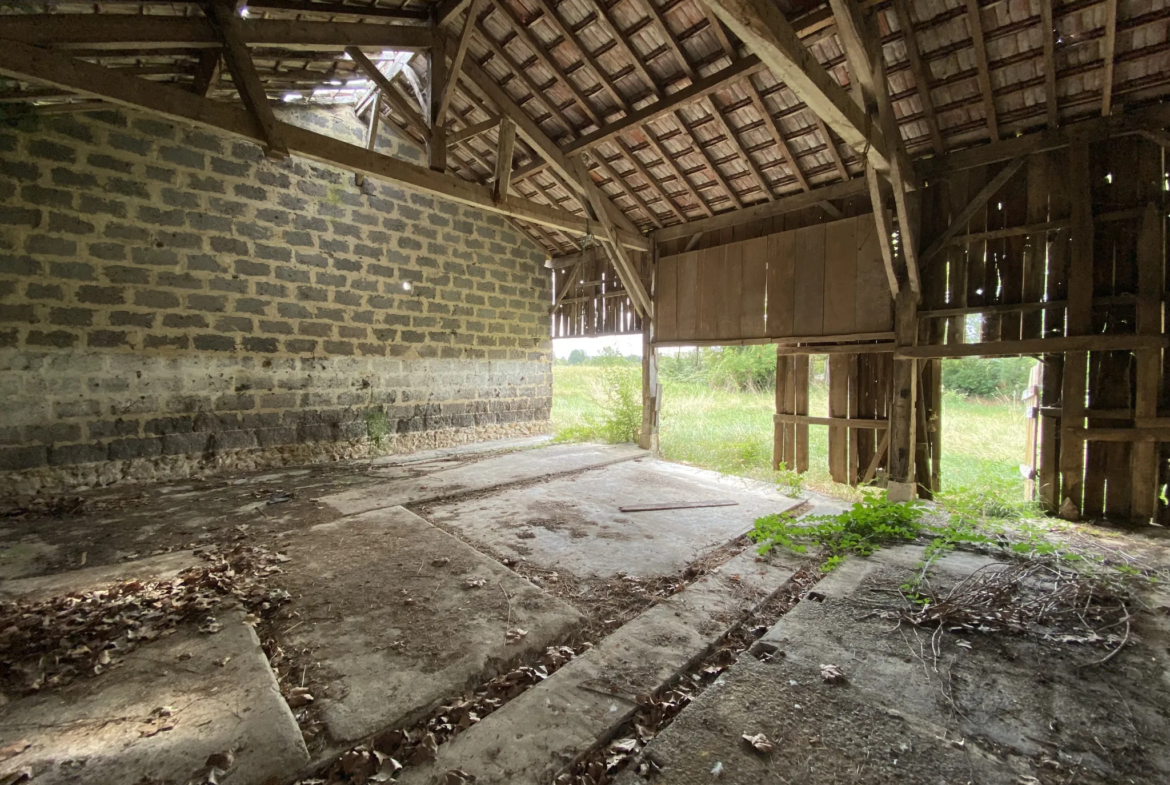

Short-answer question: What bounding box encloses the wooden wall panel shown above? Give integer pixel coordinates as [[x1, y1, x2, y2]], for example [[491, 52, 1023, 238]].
[[823, 218, 857, 335], [698, 246, 721, 339], [741, 236, 768, 339], [719, 242, 742, 339], [676, 251, 698, 341], [855, 216, 892, 333], [793, 223, 826, 336], [656, 249, 677, 342], [765, 230, 795, 337]]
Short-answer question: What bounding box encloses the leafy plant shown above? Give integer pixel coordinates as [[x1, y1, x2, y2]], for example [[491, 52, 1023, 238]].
[[365, 409, 391, 450], [774, 462, 805, 498], [554, 360, 642, 445], [942, 356, 1036, 399], [750, 495, 926, 570]]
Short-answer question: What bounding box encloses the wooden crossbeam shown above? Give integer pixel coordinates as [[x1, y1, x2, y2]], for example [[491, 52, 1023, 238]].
[[919, 154, 1030, 265], [895, 334, 1169, 360], [698, 0, 889, 173], [575, 158, 653, 318], [208, 1, 287, 159], [654, 176, 869, 242], [964, 0, 999, 140], [0, 16, 434, 51], [0, 38, 649, 252], [436, 0, 475, 27], [447, 116, 500, 146], [1101, 0, 1118, 116]]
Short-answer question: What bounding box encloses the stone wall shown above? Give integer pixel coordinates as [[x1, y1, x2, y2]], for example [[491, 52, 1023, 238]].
[[0, 106, 552, 497]]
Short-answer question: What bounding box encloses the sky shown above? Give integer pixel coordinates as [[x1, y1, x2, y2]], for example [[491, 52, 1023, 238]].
[[552, 335, 643, 359]]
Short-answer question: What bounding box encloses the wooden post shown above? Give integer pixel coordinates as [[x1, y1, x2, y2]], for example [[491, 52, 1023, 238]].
[[774, 349, 793, 470], [1059, 136, 1093, 518], [493, 117, 516, 202], [427, 31, 448, 172], [828, 354, 849, 483], [794, 354, 810, 473], [888, 289, 918, 500], [1131, 203, 1163, 521]]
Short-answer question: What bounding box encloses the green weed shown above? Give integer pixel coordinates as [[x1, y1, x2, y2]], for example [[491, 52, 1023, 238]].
[[750, 495, 926, 570], [365, 409, 391, 450]]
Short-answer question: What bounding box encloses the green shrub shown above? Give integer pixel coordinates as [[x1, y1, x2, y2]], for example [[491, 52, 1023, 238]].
[[750, 495, 926, 570], [554, 361, 642, 444], [942, 356, 1035, 398]]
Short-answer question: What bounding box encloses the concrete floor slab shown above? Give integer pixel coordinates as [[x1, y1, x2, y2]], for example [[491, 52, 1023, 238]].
[[423, 460, 800, 579], [625, 546, 1170, 785], [399, 547, 803, 785], [276, 506, 583, 751], [0, 550, 200, 602], [0, 609, 308, 785], [318, 443, 646, 517]]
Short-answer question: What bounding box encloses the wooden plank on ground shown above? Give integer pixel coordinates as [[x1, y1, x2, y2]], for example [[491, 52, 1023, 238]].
[[619, 500, 740, 512]]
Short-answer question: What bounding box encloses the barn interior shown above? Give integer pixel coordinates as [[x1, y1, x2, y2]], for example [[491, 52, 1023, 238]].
[[2, 1, 1170, 784]]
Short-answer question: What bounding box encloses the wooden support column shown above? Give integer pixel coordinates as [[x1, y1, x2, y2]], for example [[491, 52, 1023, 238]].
[[190, 50, 220, 97], [828, 354, 849, 484], [493, 117, 516, 202], [1059, 137, 1093, 518], [428, 31, 448, 172], [774, 350, 794, 471], [888, 289, 918, 500], [640, 250, 660, 452], [794, 354, 810, 473], [1131, 203, 1163, 521]]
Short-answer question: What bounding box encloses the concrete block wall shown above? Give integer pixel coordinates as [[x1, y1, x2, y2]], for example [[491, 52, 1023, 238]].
[[0, 107, 552, 497]]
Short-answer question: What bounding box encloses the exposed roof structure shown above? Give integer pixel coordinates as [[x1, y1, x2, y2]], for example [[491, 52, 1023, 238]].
[[2, 0, 1168, 258]]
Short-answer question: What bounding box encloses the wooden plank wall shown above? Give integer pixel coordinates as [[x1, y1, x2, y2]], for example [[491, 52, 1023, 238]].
[[917, 137, 1167, 523], [657, 215, 893, 344], [550, 249, 646, 337]]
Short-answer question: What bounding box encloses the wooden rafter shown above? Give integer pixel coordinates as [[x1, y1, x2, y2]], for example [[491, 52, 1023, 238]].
[[890, 0, 943, 155], [698, 0, 889, 173], [1101, 0, 1118, 116], [436, 0, 475, 27], [207, 0, 287, 159], [964, 0, 999, 141], [706, 96, 773, 202], [448, 116, 500, 146], [1039, 0, 1059, 128], [355, 93, 382, 187], [816, 117, 850, 181], [614, 136, 693, 222], [745, 81, 809, 191], [438, 0, 485, 128], [0, 15, 433, 50], [0, 38, 651, 252], [489, 0, 601, 128], [590, 152, 665, 229]]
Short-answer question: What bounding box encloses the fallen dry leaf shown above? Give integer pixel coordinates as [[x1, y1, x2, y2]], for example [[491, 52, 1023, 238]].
[[0, 767, 32, 785], [742, 732, 774, 753], [463, 579, 487, 589], [505, 628, 528, 644], [820, 664, 846, 684], [0, 740, 30, 762]]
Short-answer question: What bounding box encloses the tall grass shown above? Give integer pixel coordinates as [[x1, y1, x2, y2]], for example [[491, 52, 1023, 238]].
[[552, 364, 1029, 502]]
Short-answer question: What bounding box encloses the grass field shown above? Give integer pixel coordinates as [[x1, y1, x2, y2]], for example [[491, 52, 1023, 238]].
[[551, 363, 1030, 502]]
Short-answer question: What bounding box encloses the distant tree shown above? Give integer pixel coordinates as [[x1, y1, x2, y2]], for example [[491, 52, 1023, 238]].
[[567, 349, 587, 365]]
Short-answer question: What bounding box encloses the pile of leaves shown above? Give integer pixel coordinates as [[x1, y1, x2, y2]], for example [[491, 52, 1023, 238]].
[[0, 546, 290, 696], [297, 645, 582, 785], [751, 495, 926, 571], [901, 560, 1135, 655]]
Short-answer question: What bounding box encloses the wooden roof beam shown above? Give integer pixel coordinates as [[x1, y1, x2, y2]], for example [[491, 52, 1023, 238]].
[[1039, 0, 1059, 128], [964, 0, 999, 140], [1101, 0, 1118, 116], [589, 152, 665, 228], [612, 137, 689, 223], [437, 0, 485, 128], [698, 0, 889, 173], [0, 16, 434, 51], [208, 1, 287, 159], [346, 47, 428, 135]]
